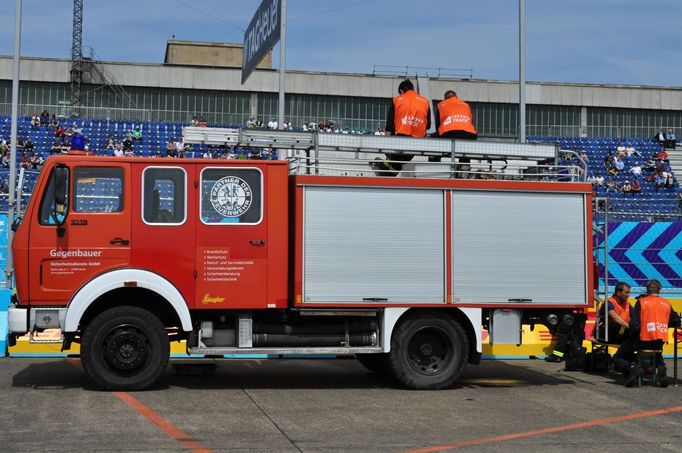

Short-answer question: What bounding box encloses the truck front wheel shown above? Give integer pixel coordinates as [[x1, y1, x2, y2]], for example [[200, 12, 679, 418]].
[[81, 306, 169, 390], [386, 313, 469, 390]]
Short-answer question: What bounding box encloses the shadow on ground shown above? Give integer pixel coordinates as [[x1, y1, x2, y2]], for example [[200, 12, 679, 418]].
[[10, 357, 581, 391]]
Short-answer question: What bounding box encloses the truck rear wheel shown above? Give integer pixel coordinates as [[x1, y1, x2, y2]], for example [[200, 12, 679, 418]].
[[81, 306, 169, 391], [355, 353, 389, 376], [386, 313, 468, 390]]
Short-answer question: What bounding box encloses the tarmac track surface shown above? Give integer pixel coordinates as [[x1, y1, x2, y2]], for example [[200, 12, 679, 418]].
[[2, 357, 682, 452]]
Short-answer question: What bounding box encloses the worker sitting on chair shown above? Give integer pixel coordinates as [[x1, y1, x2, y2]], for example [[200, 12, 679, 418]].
[[612, 279, 681, 387], [596, 282, 631, 344]]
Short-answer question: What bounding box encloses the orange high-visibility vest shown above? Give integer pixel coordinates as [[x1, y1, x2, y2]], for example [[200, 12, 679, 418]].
[[639, 295, 671, 342], [437, 96, 477, 136], [608, 296, 631, 324], [393, 90, 430, 137]]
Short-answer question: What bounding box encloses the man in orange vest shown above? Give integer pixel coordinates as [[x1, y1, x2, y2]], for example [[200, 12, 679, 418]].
[[372, 79, 431, 176], [596, 282, 631, 344], [613, 279, 681, 387], [435, 90, 477, 140], [433, 90, 477, 174]]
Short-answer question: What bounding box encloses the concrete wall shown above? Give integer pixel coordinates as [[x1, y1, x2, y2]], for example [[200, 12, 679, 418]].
[[1, 56, 681, 110]]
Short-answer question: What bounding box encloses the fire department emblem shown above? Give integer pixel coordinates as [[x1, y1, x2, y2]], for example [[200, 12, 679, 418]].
[[210, 176, 253, 217]]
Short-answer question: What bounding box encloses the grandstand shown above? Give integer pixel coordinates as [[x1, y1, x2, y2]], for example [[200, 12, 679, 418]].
[[530, 135, 681, 222]]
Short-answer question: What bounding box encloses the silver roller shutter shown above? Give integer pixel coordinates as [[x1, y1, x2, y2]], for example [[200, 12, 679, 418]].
[[452, 190, 587, 305], [303, 186, 445, 303]]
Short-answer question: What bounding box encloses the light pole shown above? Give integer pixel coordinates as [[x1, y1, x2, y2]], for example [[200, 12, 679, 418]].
[[519, 0, 526, 144]]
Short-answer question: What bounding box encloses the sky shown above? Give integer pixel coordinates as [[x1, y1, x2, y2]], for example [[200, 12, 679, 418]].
[[1, 0, 681, 87]]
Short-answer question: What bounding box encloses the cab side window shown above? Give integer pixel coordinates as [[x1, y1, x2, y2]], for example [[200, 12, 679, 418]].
[[142, 168, 186, 224], [74, 167, 124, 213], [38, 168, 70, 225]]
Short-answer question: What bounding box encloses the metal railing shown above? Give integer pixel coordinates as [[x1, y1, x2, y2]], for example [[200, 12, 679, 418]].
[[371, 65, 473, 79]]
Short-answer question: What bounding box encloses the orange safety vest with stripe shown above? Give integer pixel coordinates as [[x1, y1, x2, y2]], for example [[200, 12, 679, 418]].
[[639, 295, 671, 342], [607, 296, 631, 325], [393, 90, 430, 137], [436, 96, 477, 136]]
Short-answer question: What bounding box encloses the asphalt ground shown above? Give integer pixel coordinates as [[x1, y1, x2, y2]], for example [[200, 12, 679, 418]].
[[2, 357, 682, 453]]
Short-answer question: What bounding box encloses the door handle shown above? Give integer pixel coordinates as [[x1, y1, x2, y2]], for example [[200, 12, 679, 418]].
[[249, 240, 265, 246], [110, 238, 130, 246]]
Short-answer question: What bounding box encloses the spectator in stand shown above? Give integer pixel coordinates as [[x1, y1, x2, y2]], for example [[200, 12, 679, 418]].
[[246, 116, 257, 128], [69, 122, 82, 136], [122, 136, 133, 152], [625, 143, 640, 157], [654, 171, 667, 192], [256, 117, 263, 128], [124, 148, 135, 158], [614, 156, 625, 172], [174, 138, 183, 155], [630, 178, 641, 196], [267, 118, 278, 130], [24, 138, 34, 153], [113, 143, 124, 157], [595, 174, 605, 186], [666, 129, 676, 149], [30, 153, 44, 170], [606, 176, 616, 194], [50, 138, 62, 154], [658, 147, 669, 161], [629, 163, 642, 178], [49, 115, 58, 129], [643, 155, 657, 172], [198, 117, 208, 127], [30, 112, 41, 129], [663, 170, 674, 188], [616, 142, 627, 158], [190, 117, 199, 127], [40, 110, 49, 127], [622, 180, 632, 196], [106, 134, 116, 150], [19, 153, 31, 170], [604, 151, 614, 169], [1, 153, 9, 168], [55, 124, 66, 138], [654, 128, 666, 146], [16, 135, 25, 150], [580, 151, 589, 163], [132, 126, 142, 141]]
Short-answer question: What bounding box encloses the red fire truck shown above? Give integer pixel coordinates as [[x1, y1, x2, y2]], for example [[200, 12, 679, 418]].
[[7, 129, 592, 390]]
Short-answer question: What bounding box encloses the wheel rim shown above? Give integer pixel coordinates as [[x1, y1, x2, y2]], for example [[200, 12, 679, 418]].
[[406, 327, 453, 376], [101, 323, 152, 376]]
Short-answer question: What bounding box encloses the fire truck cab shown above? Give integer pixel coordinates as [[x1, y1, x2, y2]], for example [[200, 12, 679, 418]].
[[8, 129, 593, 390]]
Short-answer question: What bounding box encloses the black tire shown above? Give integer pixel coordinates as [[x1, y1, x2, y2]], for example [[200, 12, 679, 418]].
[[386, 313, 469, 390], [81, 305, 169, 391], [356, 353, 389, 376]]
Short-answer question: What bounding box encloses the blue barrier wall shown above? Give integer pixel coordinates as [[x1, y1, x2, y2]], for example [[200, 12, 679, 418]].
[[596, 222, 682, 292]]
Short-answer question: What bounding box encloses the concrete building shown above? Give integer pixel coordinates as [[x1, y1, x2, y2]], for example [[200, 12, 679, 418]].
[[0, 54, 680, 138]]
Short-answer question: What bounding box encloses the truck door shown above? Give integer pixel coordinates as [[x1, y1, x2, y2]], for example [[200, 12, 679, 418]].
[[195, 166, 268, 309], [131, 164, 196, 307], [28, 162, 131, 304]]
